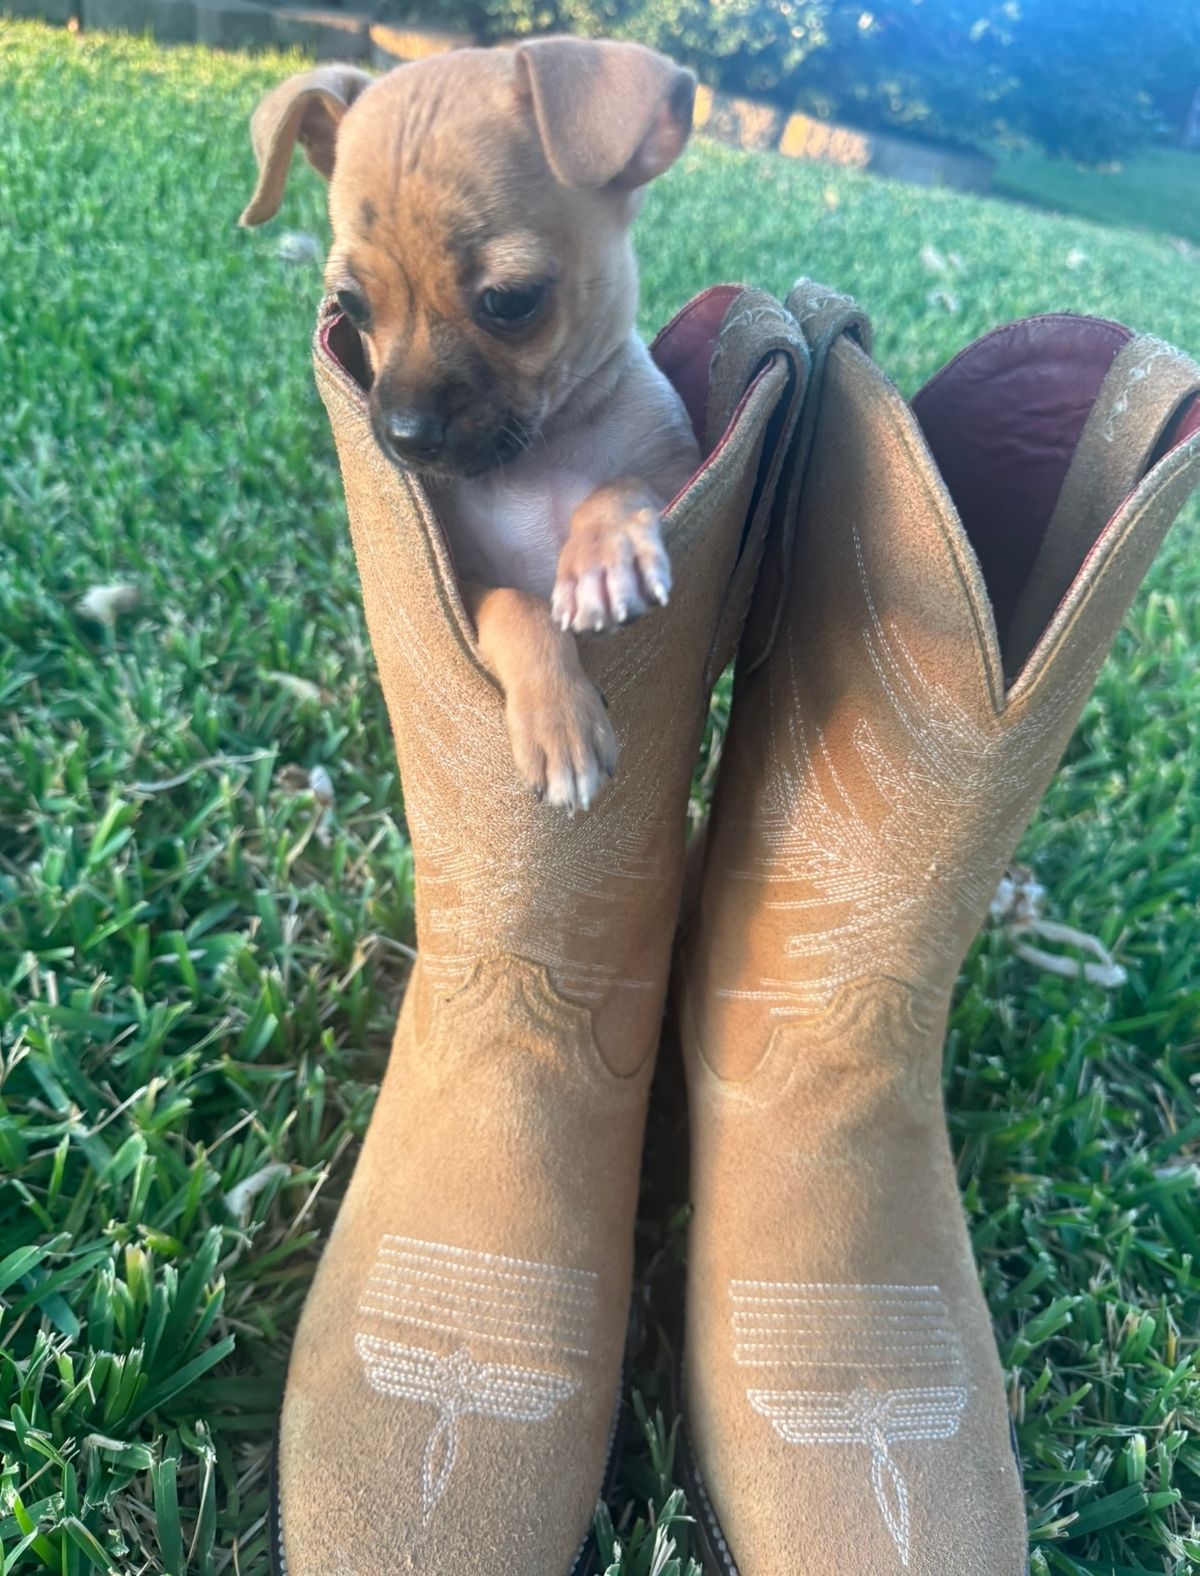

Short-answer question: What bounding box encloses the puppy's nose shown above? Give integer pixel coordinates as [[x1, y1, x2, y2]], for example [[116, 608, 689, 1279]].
[[383, 409, 447, 463]]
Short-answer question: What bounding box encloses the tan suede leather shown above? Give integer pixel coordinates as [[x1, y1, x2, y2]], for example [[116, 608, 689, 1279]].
[[271, 288, 810, 1574], [678, 286, 1200, 1575]]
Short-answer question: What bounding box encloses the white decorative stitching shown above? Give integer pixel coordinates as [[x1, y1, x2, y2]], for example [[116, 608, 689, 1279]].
[[356, 1236, 598, 1514], [721, 521, 1093, 1018], [732, 1281, 944, 1293], [709, 300, 796, 382], [370, 587, 673, 1010], [355, 1336, 581, 1514], [746, 1386, 967, 1565], [731, 1282, 967, 1566], [357, 1305, 590, 1359], [1101, 341, 1178, 443], [376, 1236, 598, 1285]]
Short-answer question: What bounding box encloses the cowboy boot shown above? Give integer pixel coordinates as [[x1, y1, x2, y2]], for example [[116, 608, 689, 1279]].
[[676, 282, 1200, 1574], [268, 284, 811, 1574]]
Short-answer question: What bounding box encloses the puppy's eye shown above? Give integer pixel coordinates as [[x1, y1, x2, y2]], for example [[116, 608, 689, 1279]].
[[336, 287, 370, 327], [478, 282, 549, 329]]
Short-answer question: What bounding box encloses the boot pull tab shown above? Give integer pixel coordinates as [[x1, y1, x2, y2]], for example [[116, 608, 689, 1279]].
[[1005, 334, 1200, 683], [785, 277, 875, 365], [702, 290, 812, 686], [703, 288, 810, 455], [739, 278, 876, 676]]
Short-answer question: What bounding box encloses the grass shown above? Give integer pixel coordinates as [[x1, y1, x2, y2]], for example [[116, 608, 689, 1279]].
[[0, 19, 1198, 1575], [995, 144, 1200, 248]]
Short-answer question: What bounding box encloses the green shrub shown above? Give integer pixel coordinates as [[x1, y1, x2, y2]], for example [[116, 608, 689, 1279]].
[[387, 0, 1200, 164]]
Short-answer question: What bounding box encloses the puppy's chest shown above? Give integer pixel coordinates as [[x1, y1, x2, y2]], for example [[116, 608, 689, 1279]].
[[435, 430, 625, 601]]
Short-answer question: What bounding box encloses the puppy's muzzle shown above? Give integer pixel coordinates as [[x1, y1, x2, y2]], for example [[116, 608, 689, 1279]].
[[369, 390, 534, 479], [379, 407, 447, 467]]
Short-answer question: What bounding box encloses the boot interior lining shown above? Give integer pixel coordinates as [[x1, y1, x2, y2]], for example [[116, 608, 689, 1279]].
[[910, 316, 1130, 669], [649, 284, 742, 451], [911, 315, 1200, 681], [1155, 387, 1200, 458], [325, 311, 371, 390]]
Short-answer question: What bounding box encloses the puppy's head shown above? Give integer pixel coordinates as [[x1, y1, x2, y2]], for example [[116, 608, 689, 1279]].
[[240, 40, 695, 480]]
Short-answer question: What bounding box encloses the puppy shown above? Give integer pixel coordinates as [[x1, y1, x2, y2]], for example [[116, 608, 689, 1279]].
[[240, 37, 702, 813]]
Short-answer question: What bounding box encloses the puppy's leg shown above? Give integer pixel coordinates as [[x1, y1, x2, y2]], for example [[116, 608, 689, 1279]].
[[466, 582, 619, 815], [551, 480, 671, 636]]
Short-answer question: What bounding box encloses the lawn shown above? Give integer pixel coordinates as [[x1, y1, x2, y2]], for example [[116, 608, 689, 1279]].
[[995, 143, 1200, 248], [1, 20, 1198, 1576]]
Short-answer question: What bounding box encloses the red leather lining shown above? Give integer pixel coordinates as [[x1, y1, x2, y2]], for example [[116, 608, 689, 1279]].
[[1155, 390, 1200, 460], [911, 315, 1133, 648], [324, 311, 371, 389], [650, 284, 743, 450]]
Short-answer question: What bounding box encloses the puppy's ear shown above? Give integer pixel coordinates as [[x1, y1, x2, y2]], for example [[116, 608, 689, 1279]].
[[239, 65, 374, 227], [515, 37, 695, 191]]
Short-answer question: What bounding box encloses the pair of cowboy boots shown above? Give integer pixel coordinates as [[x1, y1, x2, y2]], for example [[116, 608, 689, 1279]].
[[270, 279, 1200, 1574]]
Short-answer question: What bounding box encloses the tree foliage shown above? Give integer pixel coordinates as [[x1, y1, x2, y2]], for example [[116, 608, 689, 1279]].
[[404, 0, 1200, 163]]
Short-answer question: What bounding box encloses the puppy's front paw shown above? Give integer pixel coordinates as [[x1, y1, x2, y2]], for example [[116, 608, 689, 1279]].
[[507, 671, 619, 815], [551, 488, 671, 636]]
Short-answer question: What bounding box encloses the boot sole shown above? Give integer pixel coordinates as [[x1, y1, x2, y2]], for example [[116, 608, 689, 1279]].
[[674, 1364, 1031, 1576], [268, 1372, 627, 1576]]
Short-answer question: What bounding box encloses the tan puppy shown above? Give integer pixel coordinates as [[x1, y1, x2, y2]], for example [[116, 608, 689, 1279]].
[[241, 38, 701, 813]]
